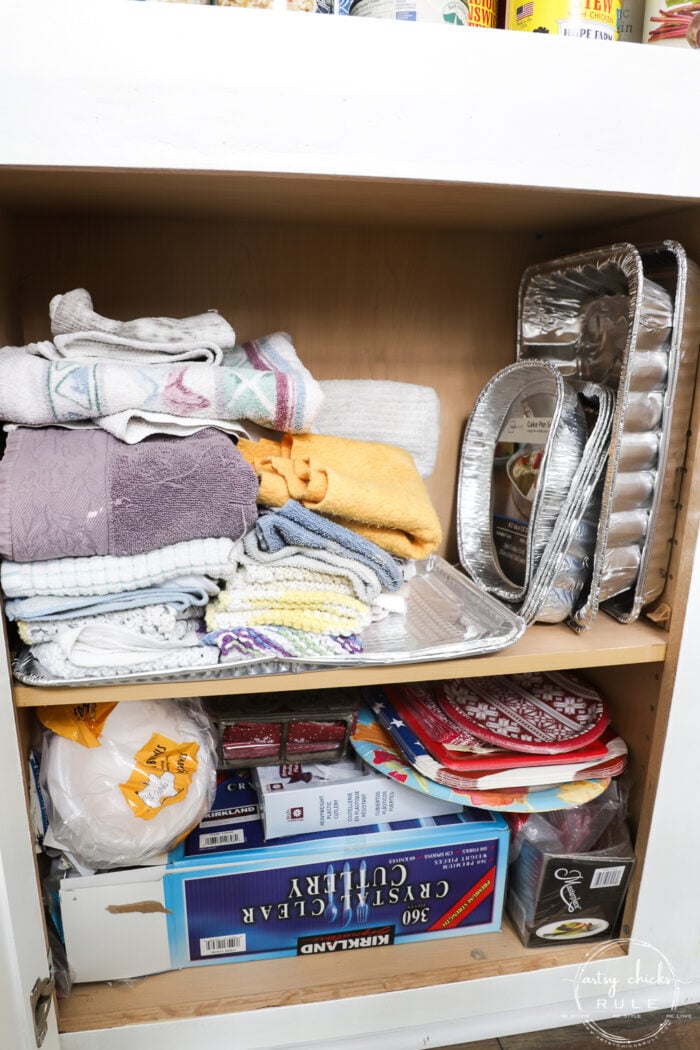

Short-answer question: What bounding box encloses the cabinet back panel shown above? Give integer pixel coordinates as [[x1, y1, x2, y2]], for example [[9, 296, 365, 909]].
[[14, 214, 543, 559]]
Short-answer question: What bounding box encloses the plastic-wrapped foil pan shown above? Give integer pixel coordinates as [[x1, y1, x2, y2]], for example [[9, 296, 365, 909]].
[[456, 359, 588, 607], [11, 556, 526, 688], [605, 242, 700, 623], [516, 244, 674, 631]]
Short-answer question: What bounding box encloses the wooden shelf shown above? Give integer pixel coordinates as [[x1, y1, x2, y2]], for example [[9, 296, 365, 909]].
[[13, 616, 666, 708], [57, 913, 626, 1034]]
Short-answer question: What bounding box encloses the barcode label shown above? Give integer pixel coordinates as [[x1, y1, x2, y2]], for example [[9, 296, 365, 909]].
[[199, 830, 245, 849], [200, 934, 246, 956], [590, 866, 626, 889]]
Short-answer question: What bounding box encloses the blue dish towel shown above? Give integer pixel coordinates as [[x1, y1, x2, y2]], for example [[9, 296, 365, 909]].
[[255, 501, 404, 593]]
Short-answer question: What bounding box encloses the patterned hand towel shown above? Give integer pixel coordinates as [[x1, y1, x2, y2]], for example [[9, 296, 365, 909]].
[[235, 529, 386, 603], [0, 333, 323, 432], [206, 574, 372, 636], [49, 288, 235, 364], [0, 427, 258, 562], [314, 380, 441, 479], [1, 537, 238, 599], [238, 433, 442, 560], [204, 625, 363, 663], [4, 575, 219, 622]]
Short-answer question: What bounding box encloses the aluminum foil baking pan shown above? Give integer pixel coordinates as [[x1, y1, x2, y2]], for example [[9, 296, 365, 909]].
[[457, 359, 588, 607], [605, 242, 700, 623], [10, 556, 526, 688], [519, 381, 615, 624], [516, 244, 674, 630]]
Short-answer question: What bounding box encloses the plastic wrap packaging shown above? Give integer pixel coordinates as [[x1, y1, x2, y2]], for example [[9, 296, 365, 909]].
[[506, 779, 636, 947], [516, 243, 681, 628], [39, 698, 217, 870]]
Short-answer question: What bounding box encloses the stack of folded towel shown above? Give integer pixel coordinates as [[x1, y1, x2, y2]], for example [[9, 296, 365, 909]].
[[203, 501, 406, 663], [0, 288, 445, 681], [0, 423, 258, 678]]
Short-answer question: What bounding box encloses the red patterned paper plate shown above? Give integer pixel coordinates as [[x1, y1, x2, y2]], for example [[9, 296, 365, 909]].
[[439, 670, 610, 755]]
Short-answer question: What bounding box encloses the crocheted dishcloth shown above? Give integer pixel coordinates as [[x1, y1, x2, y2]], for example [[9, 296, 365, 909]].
[[238, 432, 442, 559], [206, 575, 372, 636], [235, 529, 386, 603], [204, 625, 363, 662]]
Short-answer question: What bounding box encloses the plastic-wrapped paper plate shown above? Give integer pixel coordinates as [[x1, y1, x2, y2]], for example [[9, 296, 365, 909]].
[[350, 703, 611, 814]]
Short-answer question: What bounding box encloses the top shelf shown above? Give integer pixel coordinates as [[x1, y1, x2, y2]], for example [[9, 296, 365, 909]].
[[0, 1, 698, 232]]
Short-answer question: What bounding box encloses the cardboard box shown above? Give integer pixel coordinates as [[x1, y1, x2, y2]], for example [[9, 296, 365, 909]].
[[252, 758, 465, 839], [58, 771, 509, 981], [506, 834, 635, 947]]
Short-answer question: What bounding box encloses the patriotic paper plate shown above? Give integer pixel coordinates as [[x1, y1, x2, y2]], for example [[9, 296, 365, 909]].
[[350, 703, 611, 814], [439, 670, 610, 755]]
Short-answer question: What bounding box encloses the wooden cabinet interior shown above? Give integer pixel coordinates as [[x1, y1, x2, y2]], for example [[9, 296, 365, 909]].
[[3, 169, 700, 1035]]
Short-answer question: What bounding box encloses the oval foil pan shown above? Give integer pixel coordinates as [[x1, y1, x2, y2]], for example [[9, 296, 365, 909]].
[[457, 359, 587, 606], [515, 243, 674, 630]]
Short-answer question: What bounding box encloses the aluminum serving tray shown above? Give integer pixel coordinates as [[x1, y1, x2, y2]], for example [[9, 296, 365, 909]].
[[516, 244, 675, 631], [11, 555, 526, 687]]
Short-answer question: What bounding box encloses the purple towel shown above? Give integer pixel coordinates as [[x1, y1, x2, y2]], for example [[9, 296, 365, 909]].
[[0, 427, 259, 562]]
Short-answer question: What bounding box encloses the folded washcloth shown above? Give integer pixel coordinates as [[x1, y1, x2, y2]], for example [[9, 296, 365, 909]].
[[48, 288, 235, 364], [254, 501, 405, 590], [18, 603, 201, 645], [235, 529, 386, 603], [238, 433, 442, 560], [204, 625, 363, 663], [0, 333, 323, 432], [3, 575, 219, 622], [0, 426, 258, 562], [314, 379, 441, 479], [1, 537, 238, 599], [206, 575, 372, 636], [29, 633, 219, 680]]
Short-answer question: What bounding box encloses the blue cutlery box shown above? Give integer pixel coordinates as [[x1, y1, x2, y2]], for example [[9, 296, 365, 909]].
[[59, 771, 509, 979]]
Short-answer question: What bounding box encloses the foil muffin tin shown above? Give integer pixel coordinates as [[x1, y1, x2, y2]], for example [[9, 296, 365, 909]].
[[516, 243, 676, 629], [456, 359, 588, 608]]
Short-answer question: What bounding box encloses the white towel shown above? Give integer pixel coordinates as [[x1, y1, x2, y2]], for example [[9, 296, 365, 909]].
[[314, 380, 441, 479]]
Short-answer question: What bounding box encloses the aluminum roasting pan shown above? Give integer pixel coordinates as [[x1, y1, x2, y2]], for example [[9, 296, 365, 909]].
[[604, 242, 700, 623], [515, 244, 674, 631]]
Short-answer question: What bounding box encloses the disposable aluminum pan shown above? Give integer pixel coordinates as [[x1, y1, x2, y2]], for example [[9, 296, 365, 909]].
[[516, 243, 674, 631], [605, 242, 700, 623], [457, 359, 588, 606]]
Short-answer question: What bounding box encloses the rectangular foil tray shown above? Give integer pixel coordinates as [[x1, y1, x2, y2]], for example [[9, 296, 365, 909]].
[[11, 555, 526, 688]]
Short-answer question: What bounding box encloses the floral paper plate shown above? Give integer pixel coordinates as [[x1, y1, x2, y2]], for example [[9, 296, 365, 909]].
[[350, 703, 611, 813]]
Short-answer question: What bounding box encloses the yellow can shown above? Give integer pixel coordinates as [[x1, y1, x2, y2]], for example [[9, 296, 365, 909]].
[[505, 0, 622, 38]]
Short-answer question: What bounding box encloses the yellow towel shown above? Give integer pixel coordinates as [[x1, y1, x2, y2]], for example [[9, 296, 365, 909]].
[[238, 433, 442, 560]]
